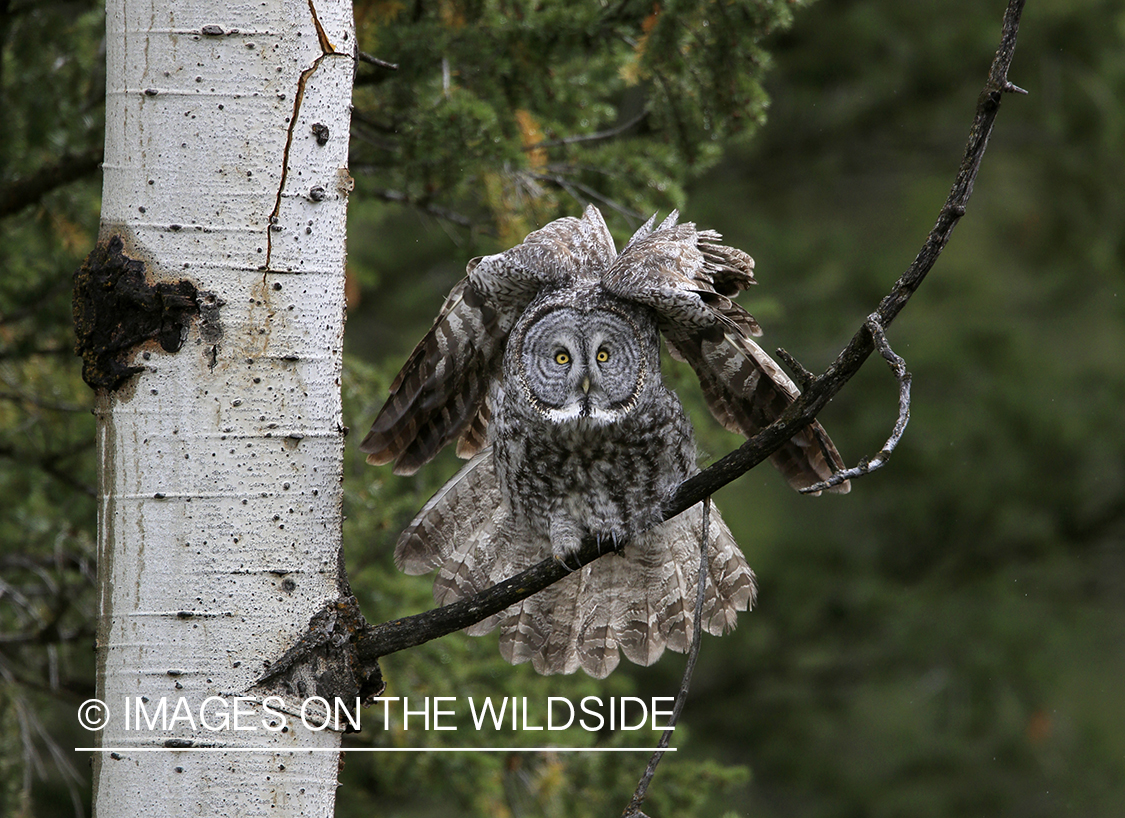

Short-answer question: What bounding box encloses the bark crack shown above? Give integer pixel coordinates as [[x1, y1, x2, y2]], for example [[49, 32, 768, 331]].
[[263, 2, 341, 273]]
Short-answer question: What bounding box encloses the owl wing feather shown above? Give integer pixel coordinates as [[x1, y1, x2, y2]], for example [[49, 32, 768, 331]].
[[359, 278, 506, 474], [371, 206, 845, 679], [603, 216, 850, 494], [664, 327, 849, 494], [360, 206, 617, 473], [394, 449, 499, 575]]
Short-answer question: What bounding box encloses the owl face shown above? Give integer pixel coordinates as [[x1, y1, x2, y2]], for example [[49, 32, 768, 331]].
[[514, 304, 652, 424]]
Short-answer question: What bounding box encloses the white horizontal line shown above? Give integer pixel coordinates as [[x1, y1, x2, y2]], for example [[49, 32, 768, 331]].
[[77, 746, 670, 754]]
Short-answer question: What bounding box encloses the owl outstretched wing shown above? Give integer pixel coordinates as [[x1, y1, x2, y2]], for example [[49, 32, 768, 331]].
[[359, 206, 618, 474], [602, 214, 850, 494]]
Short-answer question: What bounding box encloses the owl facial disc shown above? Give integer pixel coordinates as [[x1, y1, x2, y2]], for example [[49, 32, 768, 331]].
[[516, 306, 649, 424]]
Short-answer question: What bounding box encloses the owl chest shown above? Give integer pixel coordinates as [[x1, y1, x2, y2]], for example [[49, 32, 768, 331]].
[[491, 401, 694, 541]]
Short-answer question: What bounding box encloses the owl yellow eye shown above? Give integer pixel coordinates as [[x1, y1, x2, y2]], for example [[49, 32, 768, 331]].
[[554, 351, 570, 365], [596, 349, 610, 363]]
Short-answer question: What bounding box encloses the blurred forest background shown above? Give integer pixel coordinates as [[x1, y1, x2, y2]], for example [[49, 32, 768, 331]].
[[2, 0, 1123, 816]]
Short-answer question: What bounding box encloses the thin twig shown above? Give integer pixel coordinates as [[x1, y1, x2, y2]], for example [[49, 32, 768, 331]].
[[0, 444, 97, 497], [661, 0, 1027, 519], [354, 0, 1027, 664], [533, 110, 649, 150], [775, 347, 816, 391], [799, 314, 911, 493], [525, 171, 646, 223], [623, 498, 711, 818], [356, 51, 399, 71]]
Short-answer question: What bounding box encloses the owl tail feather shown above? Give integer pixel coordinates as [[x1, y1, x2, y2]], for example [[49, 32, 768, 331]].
[[494, 503, 756, 679], [396, 447, 756, 679], [396, 449, 756, 679]]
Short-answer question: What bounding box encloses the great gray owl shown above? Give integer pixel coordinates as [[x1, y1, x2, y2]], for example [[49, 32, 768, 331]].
[[361, 206, 848, 678]]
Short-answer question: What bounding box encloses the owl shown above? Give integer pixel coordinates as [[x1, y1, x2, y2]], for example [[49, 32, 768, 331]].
[[361, 206, 848, 678]]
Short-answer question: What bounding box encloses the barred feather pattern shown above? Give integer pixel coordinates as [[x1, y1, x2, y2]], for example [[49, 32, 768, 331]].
[[394, 447, 757, 679], [362, 205, 847, 488], [358, 278, 507, 474], [369, 204, 850, 678], [359, 208, 617, 473], [604, 212, 847, 493], [664, 326, 849, 494]]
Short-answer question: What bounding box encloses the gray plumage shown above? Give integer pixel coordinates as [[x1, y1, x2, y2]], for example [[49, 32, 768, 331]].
[[362, 206, 847, 678]]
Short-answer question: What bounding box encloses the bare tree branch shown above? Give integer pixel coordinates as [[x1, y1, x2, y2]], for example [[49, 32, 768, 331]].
[[526, 170, 646, 222], [354, 183, 492, 233], [356, 51, 399, 71], [0, 444, 97, 497], [354, 0, 1027, 665], [661, 0, 1027, 519], [0, 146, 103, 219]]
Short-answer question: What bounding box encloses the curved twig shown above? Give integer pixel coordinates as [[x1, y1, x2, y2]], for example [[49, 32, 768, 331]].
[[355, 0, 1027, 664], [0, 147, 103, 219], [798, 314, 911, 494]]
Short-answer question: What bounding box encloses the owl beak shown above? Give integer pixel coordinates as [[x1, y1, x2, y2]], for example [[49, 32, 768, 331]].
[[581, 376, 591, 395]]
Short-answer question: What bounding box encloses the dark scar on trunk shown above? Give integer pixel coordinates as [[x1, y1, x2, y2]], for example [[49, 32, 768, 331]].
[[73, 234, 212, 391]]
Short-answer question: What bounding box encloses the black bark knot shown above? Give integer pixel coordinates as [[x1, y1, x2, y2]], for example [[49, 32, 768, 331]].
[[73, 234, 203, 391]]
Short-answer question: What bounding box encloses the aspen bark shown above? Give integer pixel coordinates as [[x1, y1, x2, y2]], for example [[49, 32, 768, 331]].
[[91, 0, 354, 814]]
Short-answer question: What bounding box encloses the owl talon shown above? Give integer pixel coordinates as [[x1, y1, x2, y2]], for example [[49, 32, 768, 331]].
[[595, 530, 626, 556], [554, 552, 582, 573]]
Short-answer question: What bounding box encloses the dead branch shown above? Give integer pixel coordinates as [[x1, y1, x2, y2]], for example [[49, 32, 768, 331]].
[[354, 0, 1027, 665], [356, 51, 399, 71], [356, 183, 490, 232], [798, 314, 911, 494], [0, 147, 103, 220], [533, 110, 649, 150]]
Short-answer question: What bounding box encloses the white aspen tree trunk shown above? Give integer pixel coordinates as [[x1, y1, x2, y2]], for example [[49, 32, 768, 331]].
[[90, 0, 354, 815]]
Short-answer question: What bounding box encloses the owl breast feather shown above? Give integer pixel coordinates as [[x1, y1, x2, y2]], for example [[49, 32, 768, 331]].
[[491, 379, 696, 552]]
